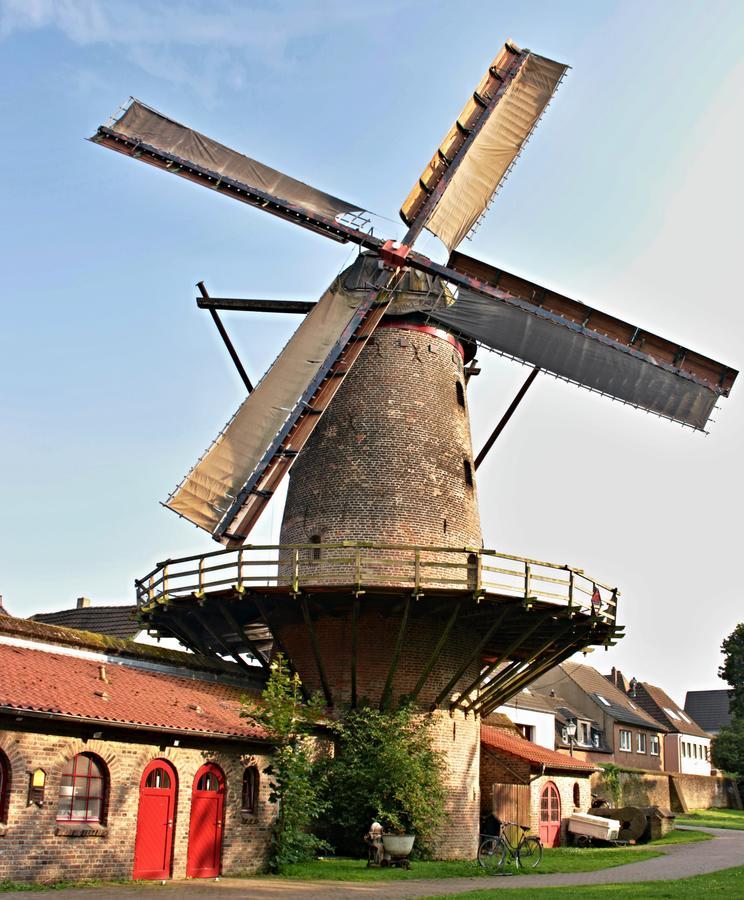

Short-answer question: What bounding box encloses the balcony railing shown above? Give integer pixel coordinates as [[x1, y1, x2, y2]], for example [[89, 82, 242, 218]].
[[136, 543, 618, 625]]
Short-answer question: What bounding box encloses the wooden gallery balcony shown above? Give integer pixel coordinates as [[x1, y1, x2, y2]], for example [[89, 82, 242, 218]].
[[135, 543, 623, 714]]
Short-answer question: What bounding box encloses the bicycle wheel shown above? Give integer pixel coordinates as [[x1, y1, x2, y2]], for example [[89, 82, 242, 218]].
[[516, 835, 543, 869], [477, 836, 507, 873]]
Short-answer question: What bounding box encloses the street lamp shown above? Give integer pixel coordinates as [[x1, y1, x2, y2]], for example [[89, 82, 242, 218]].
[[566, 721, 577, 757]]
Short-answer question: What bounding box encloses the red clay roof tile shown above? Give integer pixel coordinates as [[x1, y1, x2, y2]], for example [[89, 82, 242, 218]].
[[481, 724, 596, 772]]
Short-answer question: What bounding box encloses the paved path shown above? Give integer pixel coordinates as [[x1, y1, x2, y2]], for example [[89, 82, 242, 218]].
[[2, 827, 741, 899]]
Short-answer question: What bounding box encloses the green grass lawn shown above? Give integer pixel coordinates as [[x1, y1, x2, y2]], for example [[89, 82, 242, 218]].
[[677, 808, 744, 830], [424, 864, 744, 898]]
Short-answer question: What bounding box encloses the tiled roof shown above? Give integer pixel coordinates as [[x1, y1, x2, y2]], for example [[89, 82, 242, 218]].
[[481, 724, 596, 773], [0, 641, 266, 741], [31, 605, 140, 640], [501, 688, 555, 715], [632, 683, 710, 738], [684, 690, 732, 733], [560, 662, 665, 731]]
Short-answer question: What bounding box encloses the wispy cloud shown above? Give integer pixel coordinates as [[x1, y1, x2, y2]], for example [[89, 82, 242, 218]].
[[0, 0, 405, 100]]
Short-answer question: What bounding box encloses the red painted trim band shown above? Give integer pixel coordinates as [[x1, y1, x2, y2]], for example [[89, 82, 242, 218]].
[[377, 320, 465, 360]]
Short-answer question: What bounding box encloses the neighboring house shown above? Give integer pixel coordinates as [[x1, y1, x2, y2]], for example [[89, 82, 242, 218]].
[[684, 690, 733, 736], [31, 598, 142, 640], [611, 674, 712, 775], [539, 691, 611, 756], [531, 662, 667, 770], [480, 716, 596, 848], [0, 614, 273, 884], [495, 687, 556, 749]]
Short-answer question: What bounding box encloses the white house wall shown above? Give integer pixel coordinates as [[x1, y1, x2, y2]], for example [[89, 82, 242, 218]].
[[497, 705, 555, 749]]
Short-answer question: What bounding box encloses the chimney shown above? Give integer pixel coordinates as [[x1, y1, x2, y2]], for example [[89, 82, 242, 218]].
[[77, 597, 91, 609], [98, 665, 109, 684]]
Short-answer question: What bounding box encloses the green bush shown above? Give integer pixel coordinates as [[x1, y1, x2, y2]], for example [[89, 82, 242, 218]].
[[323, 704, 448, 858]]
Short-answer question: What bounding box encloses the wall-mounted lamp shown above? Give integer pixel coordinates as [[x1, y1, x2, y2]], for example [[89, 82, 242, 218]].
[[565, 721, 577, 757], [28, 768, 46, 806]]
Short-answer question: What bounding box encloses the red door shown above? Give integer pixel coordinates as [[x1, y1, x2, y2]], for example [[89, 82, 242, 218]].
[[539, 781, 561, 847], [133, 760, 177, 880], [186, 764, 225, 878]]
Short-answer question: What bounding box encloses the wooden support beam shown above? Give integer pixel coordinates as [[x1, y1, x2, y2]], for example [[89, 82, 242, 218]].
[[350, 597, 360, 708], [472, 620, 577, 713], [251, 594, 308, 700], [300, 595, 333, 707], [190, 607, 255, 673], [408, 601, 462, 703], [479, 627, 588, 717], [197, 281, 254, 393], [431, 606, 510, 710], [380, 597, 411, 711], [218, 598, 270, 672], [197, 297, 316, 314], [475, 367, 539, 469], [160, 615, 207, 658], [454, 615, 546, 711]]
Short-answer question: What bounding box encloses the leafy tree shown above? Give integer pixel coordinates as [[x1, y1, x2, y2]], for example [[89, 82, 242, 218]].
[[323, 704, 447, 858], [711, 719, 744, 776], [242, 656, 328, 871], [719, 623, 744, 720]]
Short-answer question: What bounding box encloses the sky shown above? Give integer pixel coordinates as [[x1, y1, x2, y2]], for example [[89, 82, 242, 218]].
[[1, 0, 743, 704]]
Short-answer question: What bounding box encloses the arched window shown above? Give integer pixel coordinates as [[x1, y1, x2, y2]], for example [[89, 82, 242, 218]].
[[573, 782, 581, 808], [242, 765, 259, 815], [456, 381, 465, 408], [196, 768, 221, 792], [145, 765, 172, 789], [0, 749, 10, 823], [57, 753, 107, 824]]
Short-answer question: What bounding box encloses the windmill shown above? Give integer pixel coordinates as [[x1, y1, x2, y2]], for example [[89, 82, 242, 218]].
[[92, 41, 735, 856]]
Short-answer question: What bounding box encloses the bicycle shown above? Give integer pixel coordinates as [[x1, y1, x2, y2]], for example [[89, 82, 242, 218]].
[[477, 821, 543, 873]]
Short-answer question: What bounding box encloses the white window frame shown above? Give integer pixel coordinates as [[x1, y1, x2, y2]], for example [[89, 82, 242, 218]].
[[619, 729, 632, 751], [650, 735, 660, 756], [637, 732, 647, 753]]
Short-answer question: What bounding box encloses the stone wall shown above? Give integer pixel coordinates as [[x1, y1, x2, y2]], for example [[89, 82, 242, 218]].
[[590, 768, 742, 812], [0, 725, 273, 883]]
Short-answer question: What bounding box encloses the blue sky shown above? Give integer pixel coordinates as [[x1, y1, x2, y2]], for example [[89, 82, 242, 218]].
[[1, 0, 743, 698]]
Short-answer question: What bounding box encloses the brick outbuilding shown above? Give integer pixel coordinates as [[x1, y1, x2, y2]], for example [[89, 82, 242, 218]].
[[480, 718, 596, 847], [0, 616, 273, 883]]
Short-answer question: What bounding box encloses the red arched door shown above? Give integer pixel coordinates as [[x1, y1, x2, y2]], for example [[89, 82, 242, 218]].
[[133, 759, 177, 880], [539, 781, 561, 847], [186, 764, 225, 878]]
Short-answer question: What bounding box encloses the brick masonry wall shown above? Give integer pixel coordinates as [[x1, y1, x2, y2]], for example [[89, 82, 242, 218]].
[[0, 726, 273, 883], [280, 322, 482, 586], [589, 769, 741, 812]]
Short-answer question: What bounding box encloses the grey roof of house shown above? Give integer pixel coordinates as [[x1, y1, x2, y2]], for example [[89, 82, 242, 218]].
[[684, 690, 732, 733], [632, 682, 710, 738], [501, 688, 555, 714], [30, 605, 140, 640], [560, 661, 666, 731]]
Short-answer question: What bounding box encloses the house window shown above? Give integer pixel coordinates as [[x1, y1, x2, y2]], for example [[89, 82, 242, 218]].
[[580, 723, 590, 745], [573, 782, 581, 807], [663, 707, 680, 721], [637, 733, 647, 754], [309, 534, 321, 561], [561, 727, 569, 744], [242, 766, 259, 815], [456, 381, 465, 408], [650, 736, 660, 756], [517, 724, 535, 743], [0, 749, 10, 824], [619, 730, 632, 751], [705, 745, 710, 762], [591, 729, 600, 748], [682, 742, 688, 758], [57, 753, 107, 823], [463, 459, 474, 487], [595, 694, 611, 707]]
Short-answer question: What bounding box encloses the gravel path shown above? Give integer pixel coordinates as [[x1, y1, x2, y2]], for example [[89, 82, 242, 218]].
[[2, 827, 741, 899]]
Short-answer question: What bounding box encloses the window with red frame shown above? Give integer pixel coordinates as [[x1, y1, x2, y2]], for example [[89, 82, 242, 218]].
[[0, 749, 10, 823], [57, 753, 107, 823]]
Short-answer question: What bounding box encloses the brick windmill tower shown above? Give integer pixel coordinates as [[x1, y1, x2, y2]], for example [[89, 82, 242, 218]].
[[92, 41, 736, 856]]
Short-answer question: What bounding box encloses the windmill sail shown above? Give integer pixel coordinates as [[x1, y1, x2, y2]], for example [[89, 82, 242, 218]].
[[419, 251, 736, 431], [92, 100, 373, 244], [167, 272, 374, 535], [400, 44, 567, 251]]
